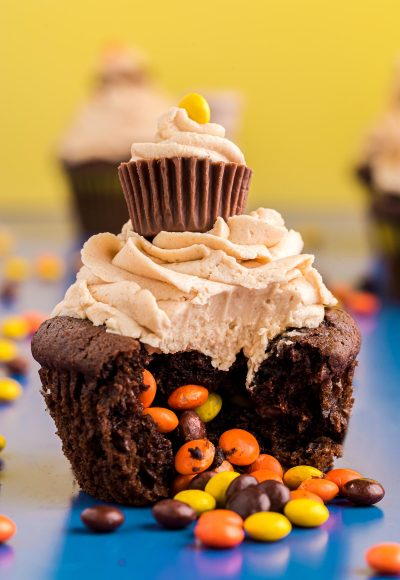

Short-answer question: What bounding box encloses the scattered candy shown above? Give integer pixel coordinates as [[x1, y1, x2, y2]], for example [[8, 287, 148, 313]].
[[204, 471, 240, 507], [219, 429, 260, 466], [342, 478, 385, 506], [195, 510, 244, 549], [143, 407, 179, 434], [152, 499, 196, 529], [140, 370, 157, 408], [81, 505, 125, 533], [168, 385, 208, 411], [298, 478, 339, 502], [23, 311, 47, 334], [244, 512, 292, 542], [250, 469, 283, 484], [284, 499, 329, 528], [0, 435, 6, 451], [226, 474, 258, 502], [195, 392, 222, 423], [225, 486, 270, 520], [188, 470, 217, 491], [365, 543, 400, 575], [1, 316, 30, 341], [6, 356, 28, 376], [290, 489, 324, 504], [248, 454, 283, 478], [283, 465, 324, 490], [171, 474, 196, 496], [0, 339, 18, 363], [174, 489, 216, 516], [175, 439, 215, 475], [325, 468, 362, 492], [214, 460, 234, 473], [179, 93, 211, 124], [34, 253, 65, 281], [3, 256, 29, 282], [0, 281, 18, 304], [257, 480, 291, 512], [0, 378, 22, 402], [0, 515, 16, 543], [0, 231, 15, 257], [346, 290, 380, 316], [178, 410, 206, 441]]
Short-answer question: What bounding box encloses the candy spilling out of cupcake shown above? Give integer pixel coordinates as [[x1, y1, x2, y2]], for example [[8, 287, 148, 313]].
[[33, 94, 361, 506]]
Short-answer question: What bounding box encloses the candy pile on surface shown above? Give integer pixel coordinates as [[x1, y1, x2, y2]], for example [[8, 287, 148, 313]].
[[77, 369, 388, 569], [331, 283, 381, 316]]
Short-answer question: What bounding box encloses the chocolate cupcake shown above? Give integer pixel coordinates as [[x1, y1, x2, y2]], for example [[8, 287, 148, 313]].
[[58, 46, 171, 235], [118, 94, 252, 237], [32, 204, 360, 506], [356, 64, 400, 297]]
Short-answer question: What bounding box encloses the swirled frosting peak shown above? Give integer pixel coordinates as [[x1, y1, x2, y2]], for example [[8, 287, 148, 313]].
[[130, 106, 246, 164], [53, 208, 336, 383]]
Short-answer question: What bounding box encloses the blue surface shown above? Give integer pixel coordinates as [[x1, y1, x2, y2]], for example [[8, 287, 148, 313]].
[[1, 284, 400, 579]]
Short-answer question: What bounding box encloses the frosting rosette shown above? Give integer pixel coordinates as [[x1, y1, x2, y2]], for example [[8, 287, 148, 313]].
[[53, 208, 337, 384], [130, 106, 245, 164]]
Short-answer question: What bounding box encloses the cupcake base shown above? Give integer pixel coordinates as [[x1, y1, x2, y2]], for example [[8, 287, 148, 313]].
[[32, 309, 360, 506], [63, 161, 129, 235]]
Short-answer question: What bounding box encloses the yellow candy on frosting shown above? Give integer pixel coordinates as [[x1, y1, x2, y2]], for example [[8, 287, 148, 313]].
[[178, 93, 210, 124]]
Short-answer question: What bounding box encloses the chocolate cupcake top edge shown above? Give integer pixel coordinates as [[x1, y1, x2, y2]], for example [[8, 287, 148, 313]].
[[52, 207, 337, 386]]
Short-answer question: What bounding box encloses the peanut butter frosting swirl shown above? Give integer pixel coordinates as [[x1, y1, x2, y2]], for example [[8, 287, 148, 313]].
[[53, 208, 336, 384], [130, 107, 245, 164]]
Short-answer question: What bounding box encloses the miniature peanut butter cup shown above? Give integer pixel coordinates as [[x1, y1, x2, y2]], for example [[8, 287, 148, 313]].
[[118, 94, 252, 237]]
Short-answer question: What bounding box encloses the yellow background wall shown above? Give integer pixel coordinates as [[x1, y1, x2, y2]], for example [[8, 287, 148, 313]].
[[2, 0, 400, 215]]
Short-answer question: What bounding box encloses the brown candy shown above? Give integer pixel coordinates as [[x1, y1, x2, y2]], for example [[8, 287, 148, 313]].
[[342, 478, 385, 506], [81, 505, 125, 532], [178, 411, 206, 442], [6, 356, 28, 375], [152, 499, 197, 529], [226, 474, 258, 502], [225, 487, 270, 520], [188, 470, 217, 491], [257, 480, 291, 512]]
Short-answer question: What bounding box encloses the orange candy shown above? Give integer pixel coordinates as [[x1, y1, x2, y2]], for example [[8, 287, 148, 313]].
[[248, 454, 283, 478], [346, 291, 380, 316], [219, 429, 260, 466], [140, 370, 157, 408], [215, 460, 234, 473], [171, 474, 197, 496], [366, 543, 400, 575], [251, 469, 283, 484], [0, 515, 16, 543], [23, 310, 47, 334], [175, 439, 215, 475], [299, 478, 339, 502], [168, 385, 208, 410], [198, 509, 243, 528], [325, 468, 362, 493], [143, 407, 178, 434], [195, 510, 244, 549], [290, 489, 324, 504]]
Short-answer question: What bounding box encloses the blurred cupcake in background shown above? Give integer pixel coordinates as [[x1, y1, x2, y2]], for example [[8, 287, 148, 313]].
[[58, 44, 171, 236], [357, 62, 400, 299]]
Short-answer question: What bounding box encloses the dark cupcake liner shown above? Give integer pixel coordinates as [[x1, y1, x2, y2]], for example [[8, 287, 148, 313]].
[[118, 157, 252, 237], [63, 161, 129, 235]]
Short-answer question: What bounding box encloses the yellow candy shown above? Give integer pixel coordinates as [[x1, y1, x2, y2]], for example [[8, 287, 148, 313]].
[[284, 499, 329, 528], [178, 93, 210, 124], [174, 489, 216, 516], [244, 512, 292, 542], [196, 392, 222, 423], [3, 256, 29, 282], [283, 465, 324, 490], [0, 378, 22, 402], [1, 317, 30, 341], [0, 434, 6, 451], [204, 471, 240, 507], [35, 254, 65, 282], [0, 339, 18, 363]]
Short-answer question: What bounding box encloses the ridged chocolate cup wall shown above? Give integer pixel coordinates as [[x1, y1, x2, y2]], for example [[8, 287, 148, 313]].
[[118, 157, 252, 238]]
